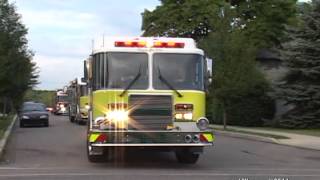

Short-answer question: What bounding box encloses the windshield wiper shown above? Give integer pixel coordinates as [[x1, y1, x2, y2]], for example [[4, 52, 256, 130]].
[[119, 65, 142, 97], [157, 67, 183, 98]]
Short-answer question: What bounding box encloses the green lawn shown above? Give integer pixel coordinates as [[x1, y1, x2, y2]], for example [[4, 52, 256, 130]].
[[213, 127, 290, 139], [255, 127, 320, 137], [0, 115, 13, 138], [212, 124, 320, 138]]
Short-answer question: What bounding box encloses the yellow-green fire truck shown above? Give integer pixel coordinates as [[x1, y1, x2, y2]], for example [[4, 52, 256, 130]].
[[78, 82, 89, 124], [86, 37, 214, 164], [68, 78, 89, 124]]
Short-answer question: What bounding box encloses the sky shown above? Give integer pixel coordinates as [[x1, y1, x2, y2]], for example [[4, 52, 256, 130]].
[[10, 0, 311, 90], [10, 0, 160, 90]]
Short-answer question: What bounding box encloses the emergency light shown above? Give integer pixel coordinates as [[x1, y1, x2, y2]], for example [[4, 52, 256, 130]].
[[153, 41, 185, 48], [115, 41, 146, 47], [114, 40, 185, 48]]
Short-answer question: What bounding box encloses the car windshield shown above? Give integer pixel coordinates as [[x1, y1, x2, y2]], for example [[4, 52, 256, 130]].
[[22, 104, 45, 112], [153, 53, 204, 90], [92, 52, 148, 90]]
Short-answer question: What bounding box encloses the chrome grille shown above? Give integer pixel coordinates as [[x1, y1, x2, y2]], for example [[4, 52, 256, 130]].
[[129, 95, 172, 130]]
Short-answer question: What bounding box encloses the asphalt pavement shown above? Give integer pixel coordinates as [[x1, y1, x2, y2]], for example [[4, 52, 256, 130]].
[[0, 115, 319, 180]]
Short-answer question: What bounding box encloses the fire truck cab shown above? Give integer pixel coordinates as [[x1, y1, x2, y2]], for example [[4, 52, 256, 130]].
[[86, 37, 214, 164]]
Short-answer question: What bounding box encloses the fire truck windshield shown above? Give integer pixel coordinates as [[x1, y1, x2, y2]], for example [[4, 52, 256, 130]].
[[92, 52, 148, 90], [153, 53, 204, 91]]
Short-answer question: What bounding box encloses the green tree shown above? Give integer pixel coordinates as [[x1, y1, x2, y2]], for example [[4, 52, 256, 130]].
[[277, 0, 320, 128], [0, 0, 38, 113], [141, 0, 224, 41], [203, 14, 273, 126], [229, 0, 297, 49], [141, 0, 297, 127], [24, 90, 55, 107]]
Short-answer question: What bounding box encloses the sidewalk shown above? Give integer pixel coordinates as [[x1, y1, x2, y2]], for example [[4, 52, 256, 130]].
[[212, 124, 320, 151]]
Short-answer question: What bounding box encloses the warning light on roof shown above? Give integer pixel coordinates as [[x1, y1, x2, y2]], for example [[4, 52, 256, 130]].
[[153, 41, 185, 48], [115, 41, 146, 47]]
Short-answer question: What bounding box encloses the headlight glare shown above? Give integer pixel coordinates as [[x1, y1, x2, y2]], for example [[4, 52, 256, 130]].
[[106, 110, 129, 122]]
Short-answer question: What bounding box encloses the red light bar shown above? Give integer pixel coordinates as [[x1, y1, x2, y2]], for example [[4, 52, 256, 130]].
[[115, 41, 146, 47], [153, 41, 185, 48], [175, 104, 193, 111]]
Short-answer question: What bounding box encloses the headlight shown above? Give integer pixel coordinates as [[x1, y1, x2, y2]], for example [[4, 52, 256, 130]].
[[22, 115, 30, 119], [174, 112, 193, 120], [197, 118, 209, 130], [106, 110, 129, 122], [60, 104, 64, 108], [183, 113, 193, 120], [85, 105, 90, 110], [40, 115, 48, 119], [61, 107, 66, 112], [93, 110, 129, 130], [174, 113, 183, 119]]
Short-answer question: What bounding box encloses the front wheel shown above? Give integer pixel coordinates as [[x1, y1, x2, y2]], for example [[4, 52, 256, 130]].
[[175, 149, 200, 164], [19, 121, 24, 128], [69, 113, 75, 123]]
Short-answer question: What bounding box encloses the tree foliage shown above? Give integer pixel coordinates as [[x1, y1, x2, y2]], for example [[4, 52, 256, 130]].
[[24, 90, 55, 107], [278, 0, 320, 128], [229, 0, 297, 48], [204, 26, 274, 126], [141, 0, 296, 126], [142, 0, 224, 41], [0, 0, 38, 113]]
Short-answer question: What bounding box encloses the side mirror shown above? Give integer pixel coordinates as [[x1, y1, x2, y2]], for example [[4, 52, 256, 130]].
[[204, 57, 213, 93], [84, 60, 88, 81], [81, 77, 87, 83], [88, 58, 93, 80], [207, 71, 212, 84]]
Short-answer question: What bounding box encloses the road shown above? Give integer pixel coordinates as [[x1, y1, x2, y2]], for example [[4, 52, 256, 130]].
[[0, 115, 319, 180]]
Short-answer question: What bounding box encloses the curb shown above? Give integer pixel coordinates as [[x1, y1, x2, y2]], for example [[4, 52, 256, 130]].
[[0, 115, 17, 158], [214, 129, 279, 144]]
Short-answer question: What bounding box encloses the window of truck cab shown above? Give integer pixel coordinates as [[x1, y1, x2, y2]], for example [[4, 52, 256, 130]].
[[152, 53, 204, 91], [92, 52, 149, 90]]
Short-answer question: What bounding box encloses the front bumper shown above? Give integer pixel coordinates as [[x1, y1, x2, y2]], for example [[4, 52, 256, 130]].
[[21, 118, 48, 125], [88, 131, 214, 147], [80, 115, 88, 119], [55, 109, 69, 115]]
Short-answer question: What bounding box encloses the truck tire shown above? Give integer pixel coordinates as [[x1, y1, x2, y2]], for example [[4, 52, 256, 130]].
[[69, 115, 75, 123], [175, 149, 200, 164], [78, 119, 86, 125]]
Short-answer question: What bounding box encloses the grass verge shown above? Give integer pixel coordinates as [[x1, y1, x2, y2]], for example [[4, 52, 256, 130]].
[[0, 115, 13, 139], [212, 127, 290, 140], [254, 127, 320, 137]]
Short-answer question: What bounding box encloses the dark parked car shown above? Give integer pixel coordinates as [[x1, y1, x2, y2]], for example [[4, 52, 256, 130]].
[[19, 103, 49, 127]]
